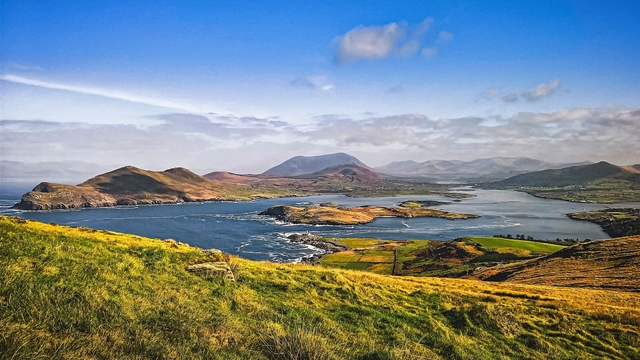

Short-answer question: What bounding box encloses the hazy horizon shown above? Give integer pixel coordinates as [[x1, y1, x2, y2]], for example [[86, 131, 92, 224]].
[[2, 1, 639, 176]]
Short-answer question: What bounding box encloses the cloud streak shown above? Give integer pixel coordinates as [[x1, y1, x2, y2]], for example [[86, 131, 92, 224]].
[[290, 76, 334, 91], [0, 74, 198, 112], [502, 80, 561, 103]]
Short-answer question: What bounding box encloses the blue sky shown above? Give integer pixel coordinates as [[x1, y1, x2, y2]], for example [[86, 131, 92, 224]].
[[1, 0, 639, 177]]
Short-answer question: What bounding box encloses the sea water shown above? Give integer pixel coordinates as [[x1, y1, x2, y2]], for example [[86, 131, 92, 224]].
[[0, 189, 617, 262]]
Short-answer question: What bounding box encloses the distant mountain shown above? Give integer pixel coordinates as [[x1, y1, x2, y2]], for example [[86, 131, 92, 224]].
[[376, 157, 593, 181], [622, 165, 640, 174], [300, 164, 384, 183], [490, 161, 635, 187], [375, 160, 420, 174], [263, 153, 368, 176]]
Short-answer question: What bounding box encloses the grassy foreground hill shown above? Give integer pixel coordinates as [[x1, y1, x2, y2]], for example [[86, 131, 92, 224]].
[[2, 216, 640, 359]]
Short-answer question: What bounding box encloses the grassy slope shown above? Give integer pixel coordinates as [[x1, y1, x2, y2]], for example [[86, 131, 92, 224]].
[[467, 237, 566, 253], [320, 237, 564, 278], [262, 205, 478, 226], [471, 236, 640, 292], [485, 162, 640, 203], [2, 216, 640, 359]]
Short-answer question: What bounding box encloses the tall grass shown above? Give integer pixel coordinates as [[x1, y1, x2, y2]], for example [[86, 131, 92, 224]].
[[1, 216, 639, 359]]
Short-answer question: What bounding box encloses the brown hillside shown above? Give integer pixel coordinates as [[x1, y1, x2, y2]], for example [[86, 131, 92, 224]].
[[303, 164, 385, 182], [470, 236, 640, 292], [14, 166, 258, 210], [622, 165, 640, 174], [202, 171, 256, 183]]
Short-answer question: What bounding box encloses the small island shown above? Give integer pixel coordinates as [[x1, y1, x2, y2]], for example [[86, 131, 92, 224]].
[[259, 204, 479, 225]]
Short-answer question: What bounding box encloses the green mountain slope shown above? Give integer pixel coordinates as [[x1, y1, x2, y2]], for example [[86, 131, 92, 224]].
[[490, 161, 633, 187], [1, 216, 640, 359], [484, 161, 640, 202]]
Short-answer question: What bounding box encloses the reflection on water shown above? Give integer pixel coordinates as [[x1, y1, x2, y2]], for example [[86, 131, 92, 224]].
[[0, 190, 617, 262]]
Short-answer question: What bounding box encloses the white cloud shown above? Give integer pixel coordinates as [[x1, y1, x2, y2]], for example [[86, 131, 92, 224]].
[[501, 80, 561, 103], [334, 23, 404, 64], [2, 107, 638, 172], [0, 74, 198, 112], [437, 31, 454, 44], [414, 17, 434, 36], [333, 17, 447, 64], [301, 108, 640, 164], [4, 63, 44, 71], [525, 79, 560, 101], [290, 76, 334, 91], [502, 92, 520, 102], [421, 47, 439, 59]]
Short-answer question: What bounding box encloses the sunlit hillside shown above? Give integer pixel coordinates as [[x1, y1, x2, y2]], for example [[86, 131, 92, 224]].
[[1, 216, 639, 359]]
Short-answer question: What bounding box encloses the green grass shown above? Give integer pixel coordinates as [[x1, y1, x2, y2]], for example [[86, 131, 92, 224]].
[[2, 216, 640, 359], [467, 236, 566, 253]]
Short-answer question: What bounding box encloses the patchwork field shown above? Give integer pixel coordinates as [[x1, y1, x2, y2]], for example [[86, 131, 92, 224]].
[[319, 236, 565, 277]]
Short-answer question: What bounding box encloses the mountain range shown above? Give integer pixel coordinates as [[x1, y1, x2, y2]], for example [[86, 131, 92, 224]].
[[376, 157, 593, 181]]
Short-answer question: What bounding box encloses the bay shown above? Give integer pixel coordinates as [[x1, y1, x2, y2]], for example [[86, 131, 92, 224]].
[[0, 189, 620, 262]]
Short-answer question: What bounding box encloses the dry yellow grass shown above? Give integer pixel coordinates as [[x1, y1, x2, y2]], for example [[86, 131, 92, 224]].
[[471, 236, 640, 292]]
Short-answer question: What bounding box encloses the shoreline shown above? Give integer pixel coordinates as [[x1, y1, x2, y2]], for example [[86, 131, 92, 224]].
[[287, 233, 348, 264]]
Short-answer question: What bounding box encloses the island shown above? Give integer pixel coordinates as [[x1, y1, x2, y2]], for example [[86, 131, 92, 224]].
[[259, 204, 479, 225]]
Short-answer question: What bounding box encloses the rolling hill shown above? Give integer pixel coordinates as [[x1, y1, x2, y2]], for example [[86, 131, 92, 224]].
[[489, 161, 634, 187], [482, 161, 640, 202], [471, 236, 640, 292], [301, 164, 385, 182], [2, 215, 640, 359], [263, 152, 369, 176], [13, 166, 287, 210]]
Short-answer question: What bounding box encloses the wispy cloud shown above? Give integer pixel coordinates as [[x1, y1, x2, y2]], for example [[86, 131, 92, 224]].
[[0, 74, 198, 112], [289, 76, 334, 91], [437, 31, 454, 44], [421, 47, 439, 59], [502, 80, 561, 103], [333, 18, 452, 64], [3, 63, 44, 71]]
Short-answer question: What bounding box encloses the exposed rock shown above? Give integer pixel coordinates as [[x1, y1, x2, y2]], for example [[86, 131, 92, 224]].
[[287, 233, 348, 264], [186, 261, 235, 281]]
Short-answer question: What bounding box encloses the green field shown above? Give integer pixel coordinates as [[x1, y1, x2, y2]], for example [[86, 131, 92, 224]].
[[467, 236, 566, 253], [2, 217, 639, 359]]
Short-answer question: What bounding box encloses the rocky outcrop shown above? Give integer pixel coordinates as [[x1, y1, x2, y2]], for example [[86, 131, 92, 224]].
[[287, 233, 348, 263], [13, 183, 118, 210], [186, 262, 235, 281]]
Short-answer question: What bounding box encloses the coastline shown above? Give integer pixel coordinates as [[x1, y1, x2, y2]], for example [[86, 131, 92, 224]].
[[287, 233, 348, 264]]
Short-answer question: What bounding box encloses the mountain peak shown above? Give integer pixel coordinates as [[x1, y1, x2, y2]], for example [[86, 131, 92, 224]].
[[263, 153, 368, 176]]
